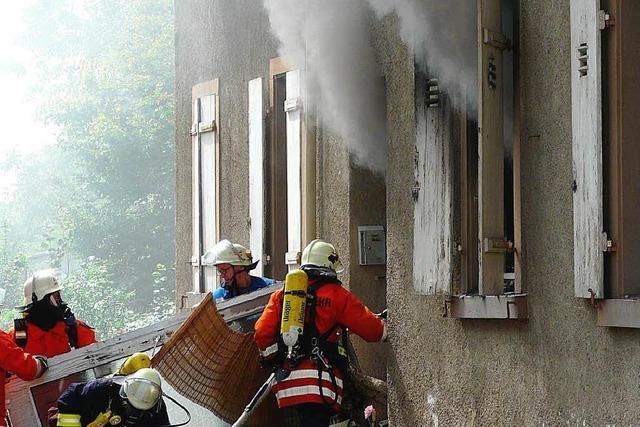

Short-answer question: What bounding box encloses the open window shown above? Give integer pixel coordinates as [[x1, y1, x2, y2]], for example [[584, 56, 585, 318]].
[[190, 79, 220, 294], [414, 0, 526, 319], [572, 0, 640, 327], [264, 58, 316, 280]]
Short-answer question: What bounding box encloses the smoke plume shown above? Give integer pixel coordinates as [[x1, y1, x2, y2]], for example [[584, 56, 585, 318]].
[[366, 0, 477, 111], [262, 0, 388, 175]]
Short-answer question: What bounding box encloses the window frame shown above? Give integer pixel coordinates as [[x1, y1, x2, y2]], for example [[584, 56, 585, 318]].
[[573, 0, 640, 327], [266, 58, 316, 279], [434, 0, 526, 319]]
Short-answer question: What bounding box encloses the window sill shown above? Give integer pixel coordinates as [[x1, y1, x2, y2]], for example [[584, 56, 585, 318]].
[[597, 298, 640, 328], [444, 293, 528, 319]]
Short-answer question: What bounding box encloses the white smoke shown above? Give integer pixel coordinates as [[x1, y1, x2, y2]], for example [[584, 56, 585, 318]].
[[262, 0, 388, 175], [366, 0, 477, 111]]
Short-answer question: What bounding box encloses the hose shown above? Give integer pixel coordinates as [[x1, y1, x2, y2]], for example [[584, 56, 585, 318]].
[[159, 393, 192, 427]]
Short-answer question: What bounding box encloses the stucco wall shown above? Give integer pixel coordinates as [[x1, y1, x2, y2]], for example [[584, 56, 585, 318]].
[[174, 0, 278, 301], [384, 1, 640, 426], [348, 163, 388, 381]]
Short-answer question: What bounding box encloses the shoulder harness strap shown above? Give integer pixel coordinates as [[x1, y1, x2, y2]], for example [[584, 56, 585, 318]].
[[63, 310, 79, 349]]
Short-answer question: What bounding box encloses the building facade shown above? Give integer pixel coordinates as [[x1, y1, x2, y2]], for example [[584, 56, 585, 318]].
[[174, 0, 640, 425]]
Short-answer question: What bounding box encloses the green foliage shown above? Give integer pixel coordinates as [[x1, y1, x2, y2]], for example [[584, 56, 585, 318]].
[[0, 0, 176, 337], [62, 258, 135, 339]]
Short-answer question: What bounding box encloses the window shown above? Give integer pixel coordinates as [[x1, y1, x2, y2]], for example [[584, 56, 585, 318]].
[[413, 0, 526, 318], [264, 59, 316, 280], [572, 0, 640, 327], [191, 79, 220, 293]]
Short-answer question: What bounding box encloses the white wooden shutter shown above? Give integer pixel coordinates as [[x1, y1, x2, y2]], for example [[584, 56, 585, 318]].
[[571, 0, 604, 298], [413, 77, 453, 295], [285, 70, 302, 270], [191, 80, 220, 293], [478, 0, 505, 295], [249, 77, 264, 277]]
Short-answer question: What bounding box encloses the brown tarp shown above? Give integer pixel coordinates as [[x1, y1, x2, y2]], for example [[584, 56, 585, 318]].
[[152, 293, 386, 426]]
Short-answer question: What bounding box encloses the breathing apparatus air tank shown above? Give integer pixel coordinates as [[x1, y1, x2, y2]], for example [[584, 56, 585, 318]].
[[280, 269, 309, 359]]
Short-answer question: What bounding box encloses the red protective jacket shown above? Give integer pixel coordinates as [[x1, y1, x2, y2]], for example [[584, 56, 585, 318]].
[[0, 329, 39, 426], [254, 280, 385, 411], [9, 320, 96, 359]]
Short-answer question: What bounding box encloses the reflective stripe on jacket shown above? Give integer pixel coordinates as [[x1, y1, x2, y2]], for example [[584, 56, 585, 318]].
[[254, 281, 384, 409], [0, 329, 39, 425], [56, 413, 81, 427], [9, 319, 96, 358], [271, 365, 344, 409]]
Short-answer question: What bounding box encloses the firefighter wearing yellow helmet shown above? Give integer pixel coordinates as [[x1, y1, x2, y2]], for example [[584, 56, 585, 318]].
[[254, 239, 387, 426], [204, 239, 276, 302]]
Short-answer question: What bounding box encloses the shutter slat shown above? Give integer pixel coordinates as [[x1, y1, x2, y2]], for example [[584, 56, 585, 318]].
[[249, 78, 264, 277], [285, 70, 302, 269], [201, 93, 218, 291], [191, 98, 202, 292], [571, 0, 604, 298]]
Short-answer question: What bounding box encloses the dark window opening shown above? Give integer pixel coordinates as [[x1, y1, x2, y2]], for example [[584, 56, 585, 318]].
[[265, 72, 289, 281], [602, 0, 640, 299]]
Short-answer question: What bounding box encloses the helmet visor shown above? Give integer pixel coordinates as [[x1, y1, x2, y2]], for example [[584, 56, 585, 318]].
[[121, 377, 162, 410]]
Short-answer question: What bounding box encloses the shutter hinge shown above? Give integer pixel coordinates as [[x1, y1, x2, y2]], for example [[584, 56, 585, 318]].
[[602, 232, 617, 252], [190, 120, 217, 136], [598, 10, 613, 30], [190, 256, 201, 267], [483, 238, 515, 253], [483, 28, 511, 50], [284, 97, 301, 112]]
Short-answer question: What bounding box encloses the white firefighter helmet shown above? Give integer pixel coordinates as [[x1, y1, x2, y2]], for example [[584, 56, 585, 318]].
[[16, 269, 62, 311], [120, 368, 163, 410], [203, 239, 257, 269], [300, 239, 344, 273]]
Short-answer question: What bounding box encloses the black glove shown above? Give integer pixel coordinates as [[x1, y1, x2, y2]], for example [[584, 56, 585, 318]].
[[34, 355, 48, 377], [260, 355, 277, 370]]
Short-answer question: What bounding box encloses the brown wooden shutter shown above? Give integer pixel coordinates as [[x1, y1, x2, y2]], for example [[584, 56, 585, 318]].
[[478, 0, 506, 295]]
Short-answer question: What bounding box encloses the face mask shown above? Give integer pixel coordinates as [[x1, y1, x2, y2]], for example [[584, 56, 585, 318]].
[[49, 292, 64, 308]]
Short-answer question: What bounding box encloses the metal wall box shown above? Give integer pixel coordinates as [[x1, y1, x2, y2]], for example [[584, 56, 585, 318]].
[[358, 225, 386, 265]]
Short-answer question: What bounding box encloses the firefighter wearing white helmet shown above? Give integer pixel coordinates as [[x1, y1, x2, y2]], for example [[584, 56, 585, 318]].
[[10, 269, 96, 358], [300, 239, 344, 273], [255, 239, 387, 427], [56, 367, 171, 426], [204, 239, 276, 302]]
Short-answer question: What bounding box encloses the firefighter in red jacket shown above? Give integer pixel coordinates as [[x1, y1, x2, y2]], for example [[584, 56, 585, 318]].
[[254, 239, 387, 427], [10, 270, 96, 358], [0, 330, 48, 426]]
